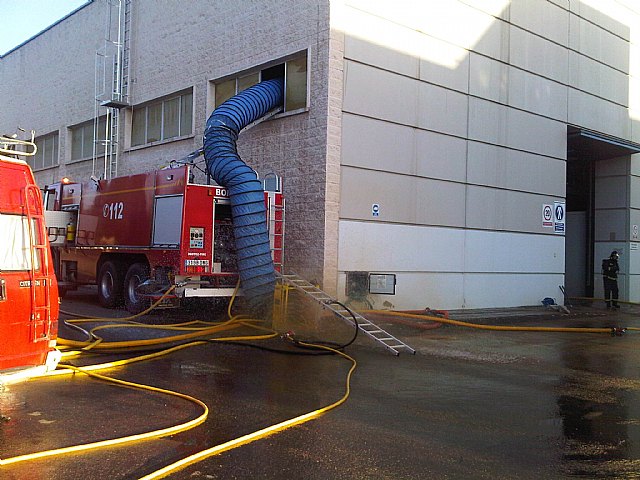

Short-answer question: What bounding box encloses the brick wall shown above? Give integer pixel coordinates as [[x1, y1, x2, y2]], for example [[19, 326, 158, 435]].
[[0, 0, 334, 289]]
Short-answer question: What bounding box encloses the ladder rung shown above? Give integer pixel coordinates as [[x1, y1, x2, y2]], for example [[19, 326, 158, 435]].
[[276, 271, 415, 355]]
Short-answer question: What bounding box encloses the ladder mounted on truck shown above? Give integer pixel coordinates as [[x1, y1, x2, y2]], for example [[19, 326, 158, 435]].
[[277, 272, 416, 356], [24, 184, 53, 343]]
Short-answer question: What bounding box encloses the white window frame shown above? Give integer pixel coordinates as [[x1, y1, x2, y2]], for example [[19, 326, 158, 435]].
[[213, 51, 309, 113], [70, 117, 107, 162], [131, 90, 193, 147], [29, 132, 59, 171]]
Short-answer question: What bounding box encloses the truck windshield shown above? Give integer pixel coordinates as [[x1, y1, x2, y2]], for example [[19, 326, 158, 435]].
[[0, 213, 40, 271]]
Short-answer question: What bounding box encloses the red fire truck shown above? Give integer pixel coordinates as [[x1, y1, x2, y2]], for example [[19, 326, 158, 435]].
[[0, 139, 60, 381], [44, 164, 284, 313]]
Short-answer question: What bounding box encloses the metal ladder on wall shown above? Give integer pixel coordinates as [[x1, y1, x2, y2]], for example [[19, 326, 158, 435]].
[[276, 272, 415, 356], [94, 0, 131, 180]]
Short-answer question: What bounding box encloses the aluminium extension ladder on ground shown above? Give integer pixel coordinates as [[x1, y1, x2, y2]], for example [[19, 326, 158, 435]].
[[276, 272, 416, 356]]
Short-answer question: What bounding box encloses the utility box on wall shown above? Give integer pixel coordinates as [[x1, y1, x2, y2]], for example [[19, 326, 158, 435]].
[[345, 271, 396, 297], [369, 273, 396, 295]]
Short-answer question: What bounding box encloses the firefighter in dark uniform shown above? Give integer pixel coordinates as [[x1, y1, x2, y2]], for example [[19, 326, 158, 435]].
[[602, 250, 620, 309]]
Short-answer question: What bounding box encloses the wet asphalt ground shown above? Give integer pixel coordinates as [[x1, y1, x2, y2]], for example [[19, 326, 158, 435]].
[[3, 288, 640, 479]]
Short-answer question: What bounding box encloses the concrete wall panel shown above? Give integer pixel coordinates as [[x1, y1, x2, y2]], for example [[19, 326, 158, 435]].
[[469, 54, 568, 121], [595, 176, 627, 209], [344, 61, 468, 137], [570, 0, 633, 41], [509, 26, 569, 84], [465, 185, 562, 233], [469, 53, 509, 104], [629, 209, 640, 239], [340, 167, 466, 227], [468, 98, 566, 159], [341, 113, 468, 183], [569, 52, 629, 107], [416, 81, 469, 137], [341, 5, 470, 93], [338, 221, 465, 272], [594, 209, 627, 242], [510, 0, 569, 46], [465, 230, 564, 273], [467, 141, 566, 196], [345, 0, 504, 54], [507, 67, 568, 121], [569, 13, 630, 73], [463, 273, 566, 308], [596, 155, 631, 177], [343, 9, 419, 78], [631, 176, 640, 210], [415, 128, 468, 182], [343, 60, 418, 127]]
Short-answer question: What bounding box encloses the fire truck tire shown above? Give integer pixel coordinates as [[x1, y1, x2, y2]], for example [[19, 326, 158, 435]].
[[124, 263, 151, 314], [97, 261, 125, 308]]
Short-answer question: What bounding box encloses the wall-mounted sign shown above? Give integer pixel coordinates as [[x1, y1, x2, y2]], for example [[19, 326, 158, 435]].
[[372, 203, 380, 217], [553, 201, 565, 234], [542, 204, 553, 227]]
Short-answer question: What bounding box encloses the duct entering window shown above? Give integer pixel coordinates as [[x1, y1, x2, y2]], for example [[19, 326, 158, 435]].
[[213, 53, 308, 113]]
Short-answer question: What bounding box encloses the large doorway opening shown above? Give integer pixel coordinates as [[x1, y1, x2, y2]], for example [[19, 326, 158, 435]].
[[565, 126, 640, 298]]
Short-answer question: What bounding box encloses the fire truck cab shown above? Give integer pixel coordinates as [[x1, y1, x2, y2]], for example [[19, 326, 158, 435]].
[[0, 142, 60, 382], [44, 164, 284, 313]]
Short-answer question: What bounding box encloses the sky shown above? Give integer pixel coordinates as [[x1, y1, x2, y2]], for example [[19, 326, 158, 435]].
[[0, 0, 88, 55]]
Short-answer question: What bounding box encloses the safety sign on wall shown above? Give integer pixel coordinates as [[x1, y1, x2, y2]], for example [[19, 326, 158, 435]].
[[372, 204, 380, 217], [553, 201, 565, 234], [542, 204, 553, 227]]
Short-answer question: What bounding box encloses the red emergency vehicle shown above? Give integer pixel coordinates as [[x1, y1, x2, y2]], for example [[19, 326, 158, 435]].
[[0, 142, 60, 381], [44, 164, 284, 313]]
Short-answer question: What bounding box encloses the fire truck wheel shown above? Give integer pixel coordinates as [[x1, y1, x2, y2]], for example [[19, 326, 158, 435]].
[[124, 263, 151, 314], [97, 261, 125, 308]]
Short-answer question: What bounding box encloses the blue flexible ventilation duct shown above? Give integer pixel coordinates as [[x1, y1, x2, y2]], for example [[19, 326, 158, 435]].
[[203, 79, 284, 313]]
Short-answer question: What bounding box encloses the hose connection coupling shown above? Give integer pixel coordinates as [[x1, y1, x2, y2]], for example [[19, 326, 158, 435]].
[[611, 327, 627, 336], [281, 330, 298, 344]]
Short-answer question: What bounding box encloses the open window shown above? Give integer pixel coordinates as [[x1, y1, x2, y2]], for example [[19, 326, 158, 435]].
[[212, 52, 308, 113]]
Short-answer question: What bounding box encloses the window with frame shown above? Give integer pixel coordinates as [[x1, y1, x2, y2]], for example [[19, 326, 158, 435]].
[[131, 90, 193, 147], [71, 118, 107, 161], [29, 132, 59, 171], [213, 53, 308, 112], [0, 214, 41, 271]]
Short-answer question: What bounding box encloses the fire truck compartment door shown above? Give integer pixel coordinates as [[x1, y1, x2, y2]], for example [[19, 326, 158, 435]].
[[153, 195, 183, 246]]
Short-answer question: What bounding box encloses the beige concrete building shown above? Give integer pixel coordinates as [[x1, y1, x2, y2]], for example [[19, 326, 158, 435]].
[[2, 0, 640, 310]]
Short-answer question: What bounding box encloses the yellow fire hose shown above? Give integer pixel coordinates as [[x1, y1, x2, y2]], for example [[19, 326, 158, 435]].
[[1, 282, 357, 479], [5, 285, 635, 477]]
